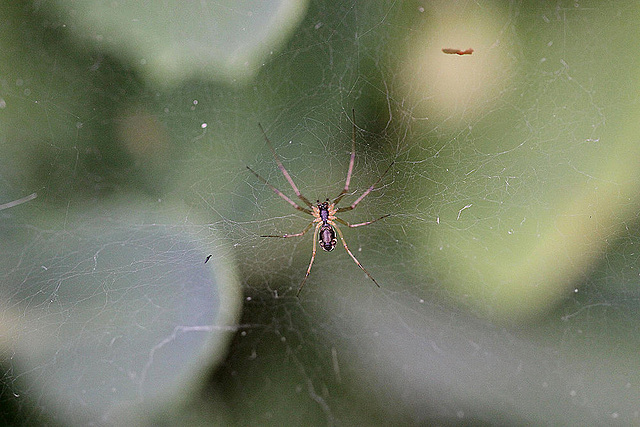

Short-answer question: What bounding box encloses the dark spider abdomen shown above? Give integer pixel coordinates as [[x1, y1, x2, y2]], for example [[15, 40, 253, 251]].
[[319, 224, 336, 251]]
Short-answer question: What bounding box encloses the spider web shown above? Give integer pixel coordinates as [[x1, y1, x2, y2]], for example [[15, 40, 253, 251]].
[[2, 0, 640, 425]]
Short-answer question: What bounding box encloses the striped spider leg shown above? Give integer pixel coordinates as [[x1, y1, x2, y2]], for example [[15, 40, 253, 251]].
[[247, 110, 393, 296]]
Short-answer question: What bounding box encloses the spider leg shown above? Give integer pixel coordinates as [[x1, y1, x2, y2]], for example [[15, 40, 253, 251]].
[[258, 124, 314, 208], [262, 221, 314, 238], [336, 161, 394, 213], [332, 222, 381, 288], [296, 222, 321, 296], [332, 109, 357, 206], [334, 214, 390, 228], [246, 166, 312, 215]]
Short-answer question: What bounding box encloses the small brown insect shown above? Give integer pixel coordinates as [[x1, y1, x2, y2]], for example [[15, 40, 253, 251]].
[[442, 48, 474, 55]]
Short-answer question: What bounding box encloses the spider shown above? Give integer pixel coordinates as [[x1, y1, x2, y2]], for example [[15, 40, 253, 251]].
[[247, 110, 393, 296]]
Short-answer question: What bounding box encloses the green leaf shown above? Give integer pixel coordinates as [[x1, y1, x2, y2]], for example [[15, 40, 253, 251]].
[[48, 0, 309, 86]]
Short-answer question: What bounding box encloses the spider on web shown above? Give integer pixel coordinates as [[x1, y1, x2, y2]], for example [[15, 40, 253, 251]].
[[247, 110, 393, 296]]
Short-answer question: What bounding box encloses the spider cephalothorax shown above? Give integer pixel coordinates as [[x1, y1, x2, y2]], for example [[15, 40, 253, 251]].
[[247, 110, 393, 296]]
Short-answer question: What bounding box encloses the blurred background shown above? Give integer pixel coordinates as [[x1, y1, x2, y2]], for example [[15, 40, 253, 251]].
[[1, 0, 640, 425]]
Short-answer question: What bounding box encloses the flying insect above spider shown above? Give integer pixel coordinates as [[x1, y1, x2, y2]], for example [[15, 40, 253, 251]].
[[247, 110, 393, 296]]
